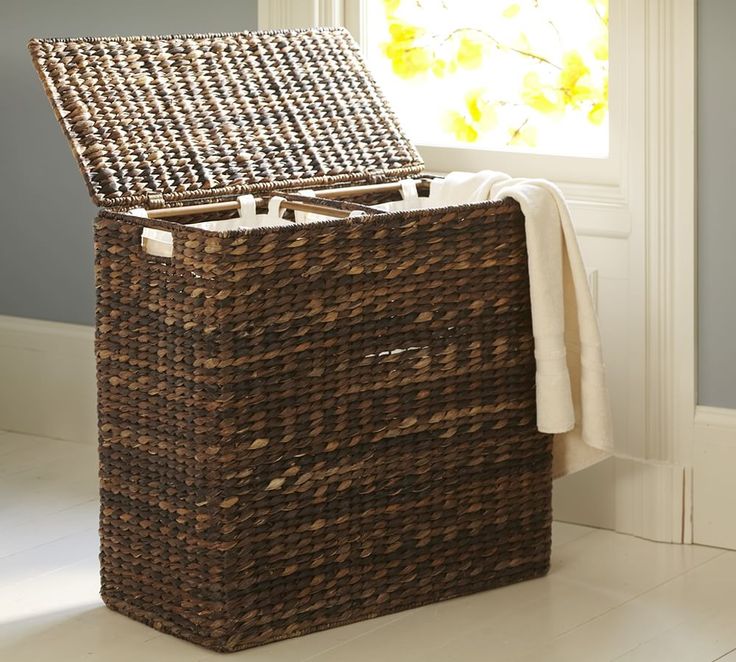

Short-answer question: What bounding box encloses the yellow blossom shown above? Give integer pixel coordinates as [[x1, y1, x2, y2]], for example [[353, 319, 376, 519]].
[[391, 47, 431, 78], [592, 34, 608, 61], [559, 51, 595, 106], [521, 72, 562, 115], [465, 89, 498, 130], [514, 32, 532, 52], [432, 58, 447, 77], [508, 123, 538, 147], [560, 52, 589, 89], [388, 21, 422, 44], [382, 21, 432, 79], [456, 35, 484, 69], [384, 0, 401, 16], [503, 3, 521, 18], [588, 102, 606, 125], [443, 111, 479, 142]]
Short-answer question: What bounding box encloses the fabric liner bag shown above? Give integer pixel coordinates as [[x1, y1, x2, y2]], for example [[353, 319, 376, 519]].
[[30, 28, 557, 653], [134, 195, 356, 257], [370, 179, 435, 211]]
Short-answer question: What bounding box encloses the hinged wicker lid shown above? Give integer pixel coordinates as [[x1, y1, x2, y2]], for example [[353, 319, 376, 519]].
[[29, 28, 423, 208]]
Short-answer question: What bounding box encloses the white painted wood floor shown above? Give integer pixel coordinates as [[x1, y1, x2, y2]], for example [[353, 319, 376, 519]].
[[1, 430, 735, 662]]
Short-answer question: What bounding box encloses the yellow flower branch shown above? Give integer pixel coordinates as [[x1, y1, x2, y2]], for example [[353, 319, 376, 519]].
[[380, 0, 609, 146]]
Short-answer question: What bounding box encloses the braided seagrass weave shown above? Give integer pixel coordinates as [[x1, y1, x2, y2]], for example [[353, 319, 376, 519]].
[[93, 200, 551, 652], [29, 29, 423, 208], [31, 28, 552, 653]]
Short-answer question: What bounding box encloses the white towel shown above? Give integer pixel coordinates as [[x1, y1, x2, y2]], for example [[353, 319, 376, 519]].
[[383, 171, 613, 477], [492, 177, 612, 478], [427, 170, 512, 205]]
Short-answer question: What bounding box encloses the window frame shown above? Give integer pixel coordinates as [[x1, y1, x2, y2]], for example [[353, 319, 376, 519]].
[[344, 0, 626, 188]]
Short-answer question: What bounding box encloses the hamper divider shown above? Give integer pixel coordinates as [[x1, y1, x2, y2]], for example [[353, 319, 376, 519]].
[[141, 196, 363, 221], [306, 177, 434, 200], [303, 177, 437, 210]]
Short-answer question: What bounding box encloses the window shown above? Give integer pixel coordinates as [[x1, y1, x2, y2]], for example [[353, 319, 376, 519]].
[[362, 0, 609, 158], [347, 0, 618, 184]]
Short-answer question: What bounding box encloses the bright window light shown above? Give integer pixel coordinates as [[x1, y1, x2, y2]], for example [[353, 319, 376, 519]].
[[363, 0, 610, 158]]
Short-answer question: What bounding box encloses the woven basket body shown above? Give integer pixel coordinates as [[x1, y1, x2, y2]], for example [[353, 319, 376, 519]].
[[31, 28, 552, 653]]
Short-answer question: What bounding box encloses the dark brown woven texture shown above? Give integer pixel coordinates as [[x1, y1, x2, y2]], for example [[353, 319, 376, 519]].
[[95, 199, 552, 653], [31, 26, 552, 654], [29, 28, 423, 208]]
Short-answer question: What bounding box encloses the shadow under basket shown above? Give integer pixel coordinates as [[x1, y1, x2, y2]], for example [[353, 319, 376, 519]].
[[30, 28, 553, 653]]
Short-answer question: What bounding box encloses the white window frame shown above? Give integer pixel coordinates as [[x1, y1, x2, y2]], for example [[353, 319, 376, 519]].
[[344, 0, 625, 189]]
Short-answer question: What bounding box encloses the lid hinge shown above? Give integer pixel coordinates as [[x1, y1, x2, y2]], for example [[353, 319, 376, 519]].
[[146, 193, 166, 209]]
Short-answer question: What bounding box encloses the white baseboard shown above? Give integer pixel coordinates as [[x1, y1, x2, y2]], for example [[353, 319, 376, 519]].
[[0, 315, 96, 444], [692, 406, 736, 549], [554, 455, 691, 544]]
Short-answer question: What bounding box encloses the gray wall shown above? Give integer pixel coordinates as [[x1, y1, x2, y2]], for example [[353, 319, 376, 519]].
[[698, 0, 736, 408], [0, 0, 258, 326]]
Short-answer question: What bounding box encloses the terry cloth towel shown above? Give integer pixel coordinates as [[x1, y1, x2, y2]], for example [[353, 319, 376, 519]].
[[405, 171, 614, 478]]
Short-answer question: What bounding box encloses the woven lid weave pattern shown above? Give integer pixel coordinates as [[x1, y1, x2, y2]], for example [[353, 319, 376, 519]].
[[29, 29, 424, 207]]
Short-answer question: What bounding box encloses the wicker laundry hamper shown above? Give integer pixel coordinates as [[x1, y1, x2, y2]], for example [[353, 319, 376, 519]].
[[29, 28, 553, 653]]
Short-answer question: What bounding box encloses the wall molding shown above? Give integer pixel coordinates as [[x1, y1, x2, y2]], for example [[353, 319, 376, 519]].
[[554, 0, 696, 541], [694, 406, 736, 430], [643, 0, 697, 467], [317, 0, 344, 26], [0, 315, 96, 444], [691, 406, 736, 549], [257, 1, 343, 30], [554, 455, 690, 544], [257, 1, 299, 30]]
